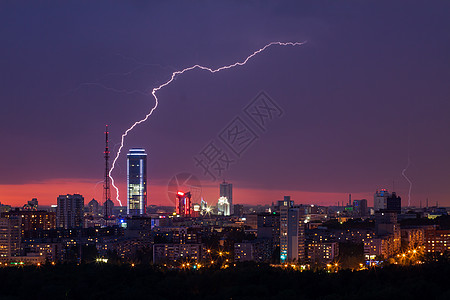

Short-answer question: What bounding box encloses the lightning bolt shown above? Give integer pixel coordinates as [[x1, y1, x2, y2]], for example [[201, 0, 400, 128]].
[[402, 154, 412, 207], [109, 41, 306, 206]]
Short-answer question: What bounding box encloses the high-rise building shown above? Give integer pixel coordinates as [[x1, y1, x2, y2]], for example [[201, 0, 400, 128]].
[[176, 191, 191, 217], [56, 194, 84, 229], [217, 196, 230, 216], [279, 196, 305, 263], [127, 148, 147, 216], [353, 199, 368, 217], [374, 189, 391, 211], [387, 192, 401, 213], [375, 211, 399, 236], [0, 216, 21, 259], [257, 212, 280, 256], [365, 211, 401, 259], [279, 196, 293, 263], [220, 181, 233, 214]]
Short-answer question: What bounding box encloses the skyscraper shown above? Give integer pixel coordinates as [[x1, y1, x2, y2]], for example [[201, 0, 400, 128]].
[[127, 148, 147, 216], [56, 194, 84, 229], [374, 189, 391, 211], [374, 190, 401, 213], [279, 196, 305, 263], [387, 192, 401, 213], [353, 199, 368, 217], [220, 181, 233, 214]]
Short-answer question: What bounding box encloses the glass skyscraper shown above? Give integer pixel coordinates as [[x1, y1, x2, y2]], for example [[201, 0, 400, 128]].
[[219, 181, 232, 214], [279, 196, 305, 263], [127, 148, 147, 216]]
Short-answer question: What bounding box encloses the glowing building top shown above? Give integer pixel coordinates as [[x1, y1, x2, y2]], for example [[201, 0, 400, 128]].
[[127, 148, 147, 216]]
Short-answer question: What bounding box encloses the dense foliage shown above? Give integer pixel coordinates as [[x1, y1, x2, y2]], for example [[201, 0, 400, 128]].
[[0, 262, 449, 300]]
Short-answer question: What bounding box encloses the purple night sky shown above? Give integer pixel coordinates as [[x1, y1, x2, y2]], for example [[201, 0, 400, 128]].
[[1, 1, 449, 207]]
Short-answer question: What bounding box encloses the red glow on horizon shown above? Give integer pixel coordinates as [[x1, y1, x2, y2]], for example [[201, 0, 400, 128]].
[[0, 178, 432, 208]]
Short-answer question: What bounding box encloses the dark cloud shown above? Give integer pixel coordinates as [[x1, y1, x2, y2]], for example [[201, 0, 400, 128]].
[[1, 1, 449, 205]]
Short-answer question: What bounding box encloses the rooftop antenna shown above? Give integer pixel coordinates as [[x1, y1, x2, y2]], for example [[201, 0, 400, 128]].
[[103, 125, 111, 224]]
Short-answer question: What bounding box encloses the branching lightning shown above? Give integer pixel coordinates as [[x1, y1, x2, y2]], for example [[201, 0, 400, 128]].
[[402, 152, 413, 207], [108, 41, 306, 206]]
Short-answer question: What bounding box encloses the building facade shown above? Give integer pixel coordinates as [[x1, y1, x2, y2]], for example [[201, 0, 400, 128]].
[[0, 217, 21, 259], [56, 194, 84, 229], [217, 196, 230, 216], [374, 189, 391, 211], [2, 210, 56, 238], [307, 242, 339, 266], [176, 192, 191, 217], [279, 197, 305, 263], [425, 229, 450, 253], [353, 199, 368, 217], [127, 148, 147, 216], [387, 192, 401, 213], [220, 181, 233, 214]]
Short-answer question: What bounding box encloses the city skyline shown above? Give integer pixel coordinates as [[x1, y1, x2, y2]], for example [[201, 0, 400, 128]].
[[1, 2, 450, 298], [1, 1, 450, 208]]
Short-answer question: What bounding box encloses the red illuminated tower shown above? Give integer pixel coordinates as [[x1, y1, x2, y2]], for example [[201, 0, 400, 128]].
[[176, 191, 191, 217], [103, 125, 111, 222]]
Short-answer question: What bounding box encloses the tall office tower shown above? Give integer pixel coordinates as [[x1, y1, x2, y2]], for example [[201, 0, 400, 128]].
[[374, 189, 391, 211], [0, 216, 21, 258], [217, 196, 230, 216], [353, 199, 368, 217], [127, 148, 147, 216], [176, 191, 191, 217], [387, 192, 401, 213], [56, 194, 84, 229], [220, 181, 233, 214], [279, 196, 305, 263], [279, 196, 293, 262]]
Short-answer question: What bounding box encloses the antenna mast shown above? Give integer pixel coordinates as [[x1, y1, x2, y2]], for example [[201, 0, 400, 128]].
[[103, 125, 111, 224]]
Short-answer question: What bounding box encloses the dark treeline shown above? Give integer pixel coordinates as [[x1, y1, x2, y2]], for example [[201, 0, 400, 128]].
[[0, 262, 449, 300]]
